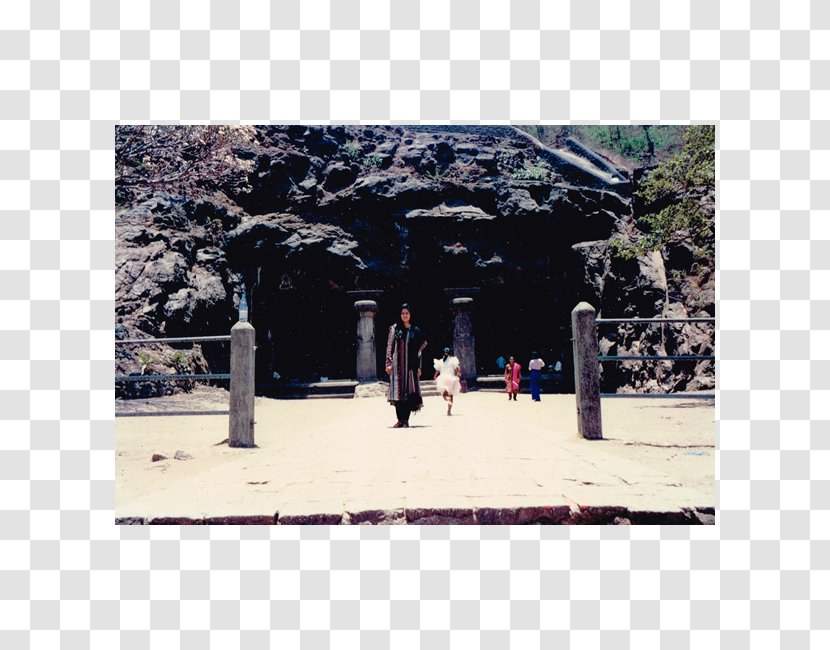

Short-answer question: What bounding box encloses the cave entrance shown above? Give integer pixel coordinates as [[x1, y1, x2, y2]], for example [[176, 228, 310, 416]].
[[246, 239, 583, 391], [250, 282, 579, 390], [374, 288, 454, 377], [253, 288, 355, 386], [371, 281, 577, 391], [475, 283, 576, 390], [254, 286, 458, 387]]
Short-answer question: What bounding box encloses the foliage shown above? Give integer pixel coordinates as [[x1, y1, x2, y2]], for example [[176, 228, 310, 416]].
[[511, 166, 548, 181], [341, 142, 384, 172], [206, 217, 225, 245], [517, 125, 686, 166], [612, 125, 715, 260], [362, 155, 384, 170], [170, 351, 188, 370], [608, 237, 639, 261], [136, 351, 154, 375], [115, 125, 256, 204], [528, 124, 714, 263], [342, 143, 362, 161], [425, 166, 451, 182], [575, 125, 684, 164], [496, 150, 556, 182]]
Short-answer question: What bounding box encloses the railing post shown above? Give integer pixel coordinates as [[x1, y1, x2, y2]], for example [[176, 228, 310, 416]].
[[571, 302, 603, 440], [229, 321, 256, 447]]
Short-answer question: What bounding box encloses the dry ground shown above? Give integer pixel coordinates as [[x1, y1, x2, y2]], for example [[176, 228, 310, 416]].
[[115, 386, 715, 521]]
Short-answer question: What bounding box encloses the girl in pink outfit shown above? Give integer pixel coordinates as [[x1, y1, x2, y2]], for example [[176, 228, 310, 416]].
[[504, 356, 521, 401]]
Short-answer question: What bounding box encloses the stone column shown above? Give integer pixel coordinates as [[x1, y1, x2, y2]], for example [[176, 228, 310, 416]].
[[571, 302, 602, 440], [451, 297, 476, 382], [354, 300, 378, 381], [229, 320, 256, 448]]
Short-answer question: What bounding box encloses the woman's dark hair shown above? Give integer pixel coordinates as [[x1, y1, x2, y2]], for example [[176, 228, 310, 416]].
[[532, 351, 538, 358], [395, 303, 413, 337]]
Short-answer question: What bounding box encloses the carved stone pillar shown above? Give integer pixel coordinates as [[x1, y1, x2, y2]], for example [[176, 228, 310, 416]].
[[450, 297, 476, 382], [354, 300, 378, 381]]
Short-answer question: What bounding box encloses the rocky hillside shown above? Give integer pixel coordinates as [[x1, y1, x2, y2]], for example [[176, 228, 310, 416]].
[[116, 125, 714, 396]]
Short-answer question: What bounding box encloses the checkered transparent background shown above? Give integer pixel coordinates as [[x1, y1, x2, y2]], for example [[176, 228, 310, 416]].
[[0, 0, 824, 646]]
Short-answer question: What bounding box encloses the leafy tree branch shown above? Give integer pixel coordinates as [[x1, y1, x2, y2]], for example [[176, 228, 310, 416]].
[[612, 125, 715, 261]]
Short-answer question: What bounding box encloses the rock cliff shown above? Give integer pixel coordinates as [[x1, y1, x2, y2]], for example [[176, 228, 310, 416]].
[[115, 125, 713, 395]]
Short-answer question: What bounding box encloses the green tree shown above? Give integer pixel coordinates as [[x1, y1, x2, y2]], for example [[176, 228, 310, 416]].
[[612, 125, 715, 260], [517, 125, 686, 166]]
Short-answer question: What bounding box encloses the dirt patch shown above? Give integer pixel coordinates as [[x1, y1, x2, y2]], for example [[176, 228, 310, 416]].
[[116, 393, 715, 522]]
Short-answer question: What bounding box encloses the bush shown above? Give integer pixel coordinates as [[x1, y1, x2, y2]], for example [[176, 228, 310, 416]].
[[362, 155, 384, 170], [342, 143, 362, 161], [136, 352, 154, 375], [170, 351, 188, 370], [511, 165, 549, 181], [612, 125, 715, 260]]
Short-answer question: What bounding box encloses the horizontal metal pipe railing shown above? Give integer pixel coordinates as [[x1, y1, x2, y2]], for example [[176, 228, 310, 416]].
[[115, 410, 230, 417], [115, 373, 231, 382], [116, 335, 231, 344], [596, 317, 715, 324], [600, 393, 714, 399], [116, 332, 236, 417], [599, 355, 715, 361], [593, 314, 715, 400]]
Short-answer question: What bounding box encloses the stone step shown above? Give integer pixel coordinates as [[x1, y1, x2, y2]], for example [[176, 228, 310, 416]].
[[292, 393, 355, 400], [476, 373, 569, 393], [260, 376, 571, 399], [260, 380, 358, 399]]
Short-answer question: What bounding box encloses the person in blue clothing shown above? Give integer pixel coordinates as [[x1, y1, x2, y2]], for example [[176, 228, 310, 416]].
[[495, 354, 507, 372], [528, 351, 545, 402]]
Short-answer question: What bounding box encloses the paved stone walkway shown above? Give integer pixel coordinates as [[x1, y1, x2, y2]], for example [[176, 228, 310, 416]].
[[115, 389, 715, 524]]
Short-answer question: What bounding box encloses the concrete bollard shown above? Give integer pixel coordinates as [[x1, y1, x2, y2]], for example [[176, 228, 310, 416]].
[[451, 297, 477, 382], [354, 300, 378, 381], [229, 321, 256, 447], [571, 302, 603, 440]]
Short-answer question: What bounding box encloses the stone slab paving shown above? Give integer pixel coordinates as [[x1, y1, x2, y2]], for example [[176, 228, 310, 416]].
[[115, 389, 715, 524]]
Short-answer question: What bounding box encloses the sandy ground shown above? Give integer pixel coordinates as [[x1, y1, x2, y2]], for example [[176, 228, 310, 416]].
[[115, 386, 715, 520]]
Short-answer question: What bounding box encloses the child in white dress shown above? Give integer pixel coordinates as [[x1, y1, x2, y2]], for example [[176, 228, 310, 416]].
[[433, 347, 462, 415]]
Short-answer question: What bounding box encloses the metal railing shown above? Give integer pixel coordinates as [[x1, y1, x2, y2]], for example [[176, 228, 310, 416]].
[[596, 317, 714, 324], [596, 316, 715, 399], [115, 334, 232, 417], [116, 335, 233, 344], [570, 302, 715, 440], [116, 410, 231, 418], [115, 373, 231, 382]]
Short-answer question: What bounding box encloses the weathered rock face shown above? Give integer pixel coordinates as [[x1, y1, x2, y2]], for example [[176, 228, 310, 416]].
[[115, 125, 713, 394], [115, 195, 240, 397]]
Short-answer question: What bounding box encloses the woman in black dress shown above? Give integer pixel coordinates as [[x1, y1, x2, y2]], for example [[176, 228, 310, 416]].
[[385, 303, 428, 428]]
